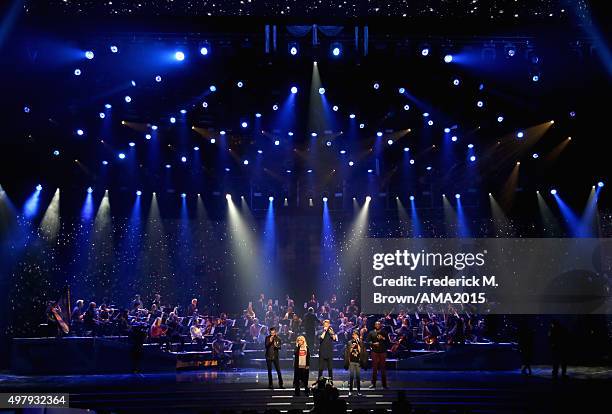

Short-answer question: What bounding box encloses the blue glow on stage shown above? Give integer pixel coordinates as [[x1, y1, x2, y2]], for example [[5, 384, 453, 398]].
[[23, 186, 42, 219]]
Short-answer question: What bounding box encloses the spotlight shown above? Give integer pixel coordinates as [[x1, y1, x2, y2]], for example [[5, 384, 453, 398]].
[[104, 104, 112, 109], [470, 155, 476, 162], [74, 69, 81, 76], [423, 112, 429, 117], [367, 169, 373, 173], [326, 141, 332, 147], [118, 153, 126, 159], [359, 123, 365, 129], [274, 140, 280, 146], [307, 169, 313, 173], [53, 150, 60, 156], [289, 44, 298, 56], [476, 100, 484, 108], [194, 146, 200, 151], [269, 196, 274, 202], [288, 132, 294, 136], [398, 87, 405, 94], [180, 109, 187, 114], [145, 134, 151, 140], [455, 193, 460, 199], [136, 190, 142, 196], [323, 197, 328, 202], [421, 47, 430, 56], [76, 129, 84, 136], [516, 131, 524, 138], [200, 46, 209, 56], [99, 112, 105, 119], [241, 121, 248, 128], [165, 164, 171, 169], [331, 43, 342, 57], [409, 159, 415, 165], [290, 86, 298, 94], [467, 143, 474, 149], [124, 96, 131, 103], [451, 136, 458, 142], [128, 142, 135, 147], [220, 130, 226, 135], [597, 181, 604, 188], [311, 132, 318, 137], [332, 105, 339, 111], [403, 147, 409, 152], [175, 51, 185, 61], [349, 114, 356, 119], [427, 120, 434, 126], [85, 51, 94, 60], [272, 104, 279, 111], [243, 160, 249, 165], [110, 45, 118, 53], [373, 82, 380, 90], [497, 116, 504, 123], [181, 193, 186, 198], [255, 113, 262, 118], [226, 194, 231, 200], [102, 160, 108, 165], [426, 166, 432, 171], [170, 117, 176, 124], [286, 169, 292, 173], [224, 167, 230, 172], [366, 196, 372, 202], [349, 161, 354, 166], [181, 156, 187, 163], [202, 102, 208, 108], [550, 189, 557, 195], [340, 150, 346, 154], [444, 54, 453, 63], [387, 139, 393, 145], [151, 125, 158, 130], [569, 111, 576, 118], [453, 78, 460, 86], [409, 195, 415, 201], [131, 80, 136, 87], [532, 153, 539, 159], [237, 81, 244, 88], [444, 128, 451, 133], [403, 104, 410, 111], [531, 74, 540, 82], [209, 85, 217, 92], [87, 187, 93, 194], [376, 131, 383, 137], [318, 87, 326, 95]]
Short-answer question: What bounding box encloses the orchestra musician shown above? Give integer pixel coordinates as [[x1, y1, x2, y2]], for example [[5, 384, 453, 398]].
[[71, 299, 85, 335], [187, 298, 198, 317], [190, 316, 205, 350], [265, 327, 284, 389], [83, 302, 99, 336], [318, 319, 337, 381], [367, 320, 389, 389], [150, 317, 168, 350]]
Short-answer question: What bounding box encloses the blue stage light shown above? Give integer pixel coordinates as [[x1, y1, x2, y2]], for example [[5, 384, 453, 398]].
[[307, 169, 313, 173], [155, 75, 162, 82], [291, 86, 298, 94], [219, 130, 225, 135], [255, 113, 262, 118], [409, 195, 415, 201], [131, 80, 136, 87], [569, 111, 576, 118], [118, 153, 126, 159], [340, 150, 346, 154], [36, 184, 43, 191], [507, 48, 516, 57], [129, 142, 135, 147], [444, 128, 451, 133], [323, 197, 328, 202], [427, 120, 434, 126], [403, 147, 409, 152], [165, 164, 171, 169], [87, 187, 93, 194], [76, 129, 84, 136], [85, 51, 94, 60], [349, 161, 354, 166], [421, 48, 429, 56], [225, 167, 230, 172], [288, 132, 294, 136], [367, 169, 373, 173], [202, 101, 208, 108], [516, 131, 524, 138], [180, 109, 187, 114], [181, 193, 186, 198], [181, 156, 187, 163], [550, 189, 557, 195], [269, 196, 274, 202], [426, 166, 432, 171], [272, 104, 279, 111], [151, 125, 158, 130], [102, 160, 108, 165], [497, 116, 504, 122], [403, 104, 410, 111], [275, 140, 281, 146], [398, 87, 405, 94], [311, 132, 318, 137], [332, 105, 339, 111], [349, 114, 356, 119], [194, 146, 200, 151], [23, 106, 30, 113], [241, 121, 248, 128], [532, 153, 539, 159], [451, 136, 458, 142], [453, 78, 460, 86], [470, 155, 476, 162], [210, 138, 216, 144], [455, 193, 460, 199], [290, 46, 298, 56], [237, 81, 244, 88], [444, 54, 453, 63], [175, 51, 185, 61], [359, 123, 365, 128], [110, 45, 118, 53], [376, 131, 383, 137], [99, 112, 106, 119], [467, 143, 474, 149], [318, 87, 325, 95], [332, 46, 341, 57], [170, 117, 176, 123], [209, 85, 217, 92], [243, 160, 249, 165], [373, 82, 380, 90], [597, 181, 604, 188], [387, 139, 393, 145], [105, 103, 112, 109], [532, 75, 539, 82], [257, 149, 263, 154], [409, 159, 415, 165], [53, 150, 60, 156], [136, 190, 142, 196], [326, 141, 332, 147], [423, 112, 429, 117], [145, 134, 151, 140], [476, 100, 484, 108], [74, 69, 81, 76], [200, 47, 209, 56], [286, 169, 292, 173], [124, 95, 131, 103]]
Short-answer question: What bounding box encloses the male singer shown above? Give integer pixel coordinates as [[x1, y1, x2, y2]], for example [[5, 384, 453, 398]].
[[318, 319, 337, 381], [265, 327, 284, 389], [367, 320, 389, 389]]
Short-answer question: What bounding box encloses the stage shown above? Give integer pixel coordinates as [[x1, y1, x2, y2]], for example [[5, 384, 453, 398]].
[[0, 367, 610, 413]]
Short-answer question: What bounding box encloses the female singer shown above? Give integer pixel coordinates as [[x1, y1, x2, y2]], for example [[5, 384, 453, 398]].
[[293, 335, 310, 396]]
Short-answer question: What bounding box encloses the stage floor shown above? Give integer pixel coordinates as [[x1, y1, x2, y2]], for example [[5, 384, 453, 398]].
[[0, 366, 611, 413]]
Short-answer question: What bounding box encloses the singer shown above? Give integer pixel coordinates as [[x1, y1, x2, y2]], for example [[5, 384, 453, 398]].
[[318, 319, 337, 381], [265, 327, 284, 389]]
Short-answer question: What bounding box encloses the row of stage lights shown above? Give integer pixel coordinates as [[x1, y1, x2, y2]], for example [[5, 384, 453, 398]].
[[29, 182, 605, 202]]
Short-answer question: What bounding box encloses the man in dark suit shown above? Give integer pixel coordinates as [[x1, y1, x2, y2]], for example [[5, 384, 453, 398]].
[[265, 327, 284, 389], [303, 307, 319, 352], [318, 319, 337, 381]]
